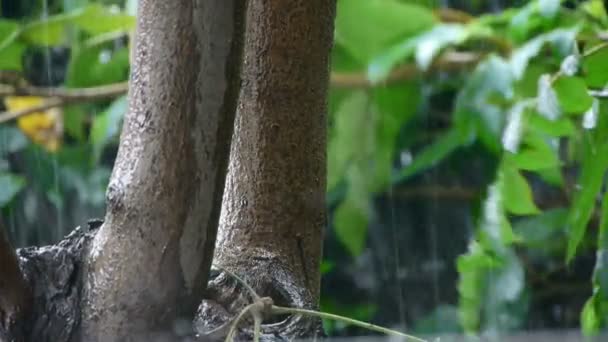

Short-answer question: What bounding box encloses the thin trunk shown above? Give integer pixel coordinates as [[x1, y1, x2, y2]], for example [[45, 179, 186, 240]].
[[80, 1, 247, 340], [0, 219, 31, 341], [201, 0, 336, 339]]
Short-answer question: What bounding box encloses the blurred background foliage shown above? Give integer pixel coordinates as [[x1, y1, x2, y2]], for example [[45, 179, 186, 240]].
[[2, 0, 608, 339]]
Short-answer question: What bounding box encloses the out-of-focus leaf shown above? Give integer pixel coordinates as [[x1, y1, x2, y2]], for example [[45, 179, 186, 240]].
[[368, 24, 469, 82], [553, 76, 594, 114], [0, 173, 26, 207], [538, 0, 561, 18], [20, 13, 76, 46], [0, 20, 24, 70], [0, 126, 29, 156], [20, 4, 134, 46], [566, 137, 608, 262], [510, 131, 560, 171], [501, 164, 540, 215], [537, 74, 561, 120], [71, 4, 135, 35], [392, 125, 471, 184], [334, 196, 369, 257], [335, 0, 435, 64], [510, 28, 579, 79], [455, 56, 514, 152], [514, 208, 568, 247], [0, 42, 25, 71], [65, 45, 129, 87], [583, 98, 600, 130], [371, 81, 420, 189], [581, 297, 601, 336], [327, 91, 368, 191], [527, 111, 575, 137], [502, 102, 528, 153], [560, 54, 580, 76], [582, 0, 608, 22], [583, 45, 608, 89], [90, 95, 127, 163], [457, 242, 497, 332]]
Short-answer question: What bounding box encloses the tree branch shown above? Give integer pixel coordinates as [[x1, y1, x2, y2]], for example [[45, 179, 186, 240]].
[[0, 82, 128, 124], [0, 51, 481, 124]]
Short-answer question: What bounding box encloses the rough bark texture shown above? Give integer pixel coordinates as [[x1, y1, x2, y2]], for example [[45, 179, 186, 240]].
[[0, 219, 31, 342], [196, 0, 337, 340], [80, 1, 247, 340]]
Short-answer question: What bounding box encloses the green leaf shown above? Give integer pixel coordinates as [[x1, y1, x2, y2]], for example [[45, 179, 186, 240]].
[[392, 125, 471, 184], [368, 24, 468, 82], [510, 28, 579, 79], [0, 173, 26, 207], [581, 297, 601, 336], [0, 19, 23, 70], [20, 13, 76, 46], [335, 0, 435, 64], [327, 91, 368, 191], [582, 0, 608, 22], [63, 106, 87, 141], [0, 126, 28, 156], [553, 76, 594, 114], [72, 4, 135, 35], [566, 136, 608, 262], [509, 131, 560, 171], [527, 112, 575, 137], [371, 81, 420, 189], [501, 164, 540, 215], [65, 45, 129, 87], [19, 4, 134, 46], [538, 0, 561, 18], [90, 95, 127, 163], [334, 197, 369, 257], [514, 208, 568, 248], [457, 242, 497, 332], [0, 42, 25, 71], [583, 45, 608, 89]]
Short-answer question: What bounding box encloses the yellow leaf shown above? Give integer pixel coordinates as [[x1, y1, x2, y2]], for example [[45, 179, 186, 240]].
[[3, 96, 63, 152]]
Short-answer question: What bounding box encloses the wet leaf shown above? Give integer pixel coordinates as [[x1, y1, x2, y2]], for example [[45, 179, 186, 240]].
[[501, 164, 540, 215], [335, 0, 435, 64], [583, 45, 608, 88], [536, 74, 560, 120], [502, 102, 528, 153], [553, 76, 594, 115], [0, 173, 26, 207], [90, 95, 127, 163], [583, 98, 600, 130], [334, 197, 369, 257]]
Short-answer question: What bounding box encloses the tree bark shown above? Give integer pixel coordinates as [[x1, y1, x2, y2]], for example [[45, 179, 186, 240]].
[[197, 0, 336, 339], [0, 219, 31, 342], [80, 1, 247, 340]]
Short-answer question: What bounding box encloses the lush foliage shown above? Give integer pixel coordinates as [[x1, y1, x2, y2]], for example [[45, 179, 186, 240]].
[[2, 0, 608, 337]]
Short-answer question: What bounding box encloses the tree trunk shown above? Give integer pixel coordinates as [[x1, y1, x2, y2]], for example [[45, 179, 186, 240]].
[[197, 0, 336, 339], [80, 1, 247, 340], [0, 219, 30, 342]]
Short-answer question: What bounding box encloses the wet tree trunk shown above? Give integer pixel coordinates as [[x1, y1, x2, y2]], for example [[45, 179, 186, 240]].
[[197, 0, 336, 340], [1, 1, 247, 341], [79, 1, 247, 340], [0, 219, 30, 342]]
